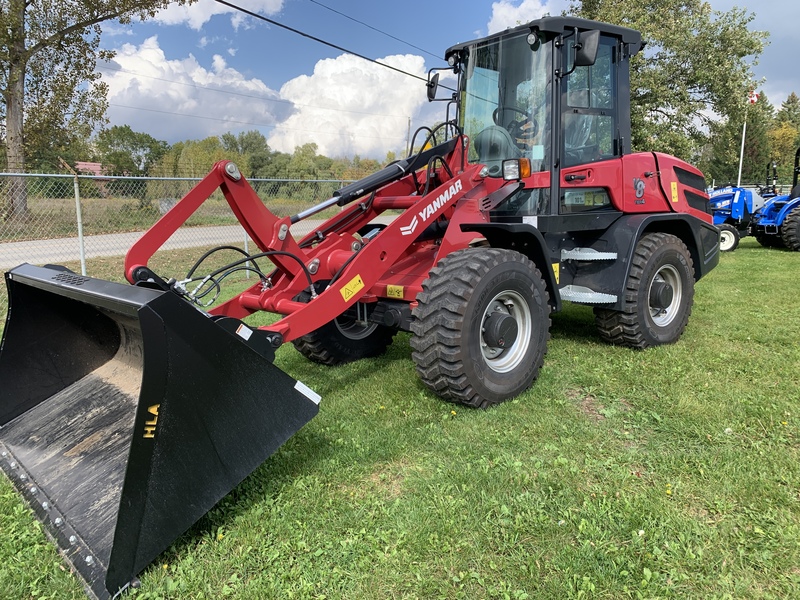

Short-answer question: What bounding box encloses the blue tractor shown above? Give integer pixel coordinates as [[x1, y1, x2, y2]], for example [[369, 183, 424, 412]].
[[749, 147, 800, 251], [709, 184, 768, 251]]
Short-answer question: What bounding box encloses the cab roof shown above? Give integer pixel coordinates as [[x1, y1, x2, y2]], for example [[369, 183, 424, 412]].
[[444, 16, 643, 61]]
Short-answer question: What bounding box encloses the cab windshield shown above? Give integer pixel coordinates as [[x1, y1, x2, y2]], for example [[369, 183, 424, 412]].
[[458, 32, 552, 177]]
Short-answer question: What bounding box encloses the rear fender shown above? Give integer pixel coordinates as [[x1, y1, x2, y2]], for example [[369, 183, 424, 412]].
[[602, 214, 719, 310]]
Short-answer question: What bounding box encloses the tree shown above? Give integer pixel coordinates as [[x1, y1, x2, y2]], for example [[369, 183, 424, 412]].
[[704, 93, 773, 186], [95, 125, 169, 175], [0, 0, 194, 219], [768, 122, 799, 185], [287, 143, 320, 179], [776, 92, 800, 131], [154, 137, 229, 177], [221, 130, 272, 178], [573, 0, 767, 162]]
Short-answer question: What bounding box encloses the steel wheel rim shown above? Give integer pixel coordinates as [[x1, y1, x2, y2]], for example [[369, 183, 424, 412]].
[[480, 290, 532, 373], [719, 229, 735, 251], [335, 316, 379, 340], [649, 264, 682, 327]]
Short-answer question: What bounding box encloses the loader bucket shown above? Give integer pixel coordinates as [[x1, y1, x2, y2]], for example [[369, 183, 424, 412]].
[[0, 264, 320, 600]]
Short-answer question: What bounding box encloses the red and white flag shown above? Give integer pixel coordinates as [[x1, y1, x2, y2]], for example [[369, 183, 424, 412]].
[[749, 91, 759, 104]]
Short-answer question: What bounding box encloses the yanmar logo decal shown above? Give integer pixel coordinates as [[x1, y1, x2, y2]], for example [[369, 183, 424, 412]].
[[400, 180, 463, 236], [400, 215, 419, 236]]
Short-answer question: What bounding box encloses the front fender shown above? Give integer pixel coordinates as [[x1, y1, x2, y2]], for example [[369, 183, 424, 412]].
[[460, 222, 561, 312]]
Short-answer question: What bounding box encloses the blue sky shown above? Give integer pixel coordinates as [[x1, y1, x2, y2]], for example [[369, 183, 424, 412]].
[[97, 0, 797, 159]]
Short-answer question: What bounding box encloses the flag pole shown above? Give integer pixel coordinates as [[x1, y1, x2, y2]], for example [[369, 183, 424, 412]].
[[737, 118, 746, 187], [737, 91, 758, 187]]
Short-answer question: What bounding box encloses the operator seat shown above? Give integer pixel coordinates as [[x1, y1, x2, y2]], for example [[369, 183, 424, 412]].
[[474, 126, 521, 177]]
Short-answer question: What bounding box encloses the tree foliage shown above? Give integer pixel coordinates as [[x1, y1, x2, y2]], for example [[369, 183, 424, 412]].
[[573, 0, 767, 161], [0, 0, 193, 217], [95, 125, 169, 175], [776, 93, 800, 131]]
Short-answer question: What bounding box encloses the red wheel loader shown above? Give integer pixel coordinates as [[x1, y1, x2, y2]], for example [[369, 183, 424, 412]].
[[0, 17, 718, 599]]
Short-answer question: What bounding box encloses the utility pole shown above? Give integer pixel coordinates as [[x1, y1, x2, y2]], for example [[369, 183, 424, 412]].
[[406, 117, 411, 156]]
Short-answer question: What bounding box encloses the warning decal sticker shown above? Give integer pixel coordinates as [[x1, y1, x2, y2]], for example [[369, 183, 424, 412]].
[[340, 274, 365, 302]]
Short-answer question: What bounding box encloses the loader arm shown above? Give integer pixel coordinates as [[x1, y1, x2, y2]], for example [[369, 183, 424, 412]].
[[123, 137, 483, 344]]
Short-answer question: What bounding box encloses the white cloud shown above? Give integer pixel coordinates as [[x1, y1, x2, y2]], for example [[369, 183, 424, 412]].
[[101, 36, 290, 142], [153, 0, 283, 31], [487, 0, 571, 34], [103, 24, 135, 37], [267, 53, 437, 159]]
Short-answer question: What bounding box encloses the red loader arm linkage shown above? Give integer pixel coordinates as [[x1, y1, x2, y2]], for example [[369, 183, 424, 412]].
[[124, 137, 496, 344]]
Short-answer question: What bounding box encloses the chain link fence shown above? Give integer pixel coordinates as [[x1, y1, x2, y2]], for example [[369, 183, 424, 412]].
[[0, 172, 356, 322]]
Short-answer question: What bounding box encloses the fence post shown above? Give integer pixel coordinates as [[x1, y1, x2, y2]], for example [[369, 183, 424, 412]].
[[244, 232, 250, 279], [60, 158, 86, 275]]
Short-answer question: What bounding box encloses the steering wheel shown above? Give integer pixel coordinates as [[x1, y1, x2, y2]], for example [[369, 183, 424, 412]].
[[492, 106, 539, 148]]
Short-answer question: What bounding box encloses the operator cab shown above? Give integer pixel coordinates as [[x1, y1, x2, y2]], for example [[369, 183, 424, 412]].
[[442, 17, 643, 218]]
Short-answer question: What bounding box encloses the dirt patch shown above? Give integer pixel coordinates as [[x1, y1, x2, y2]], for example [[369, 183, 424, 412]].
[[566, 388, 606, 422], [344, 458, 414, 500]]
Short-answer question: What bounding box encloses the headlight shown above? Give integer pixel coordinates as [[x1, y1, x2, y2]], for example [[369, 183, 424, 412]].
[[502, 159, 531, 181]]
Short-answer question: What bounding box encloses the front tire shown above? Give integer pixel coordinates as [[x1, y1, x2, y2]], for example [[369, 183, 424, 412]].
[[411, 248, 550, 408], [718, 224, 740, 252], [292, 287, 395, 365], [780, 206, 800, 251], [594, 233, 694, 349]]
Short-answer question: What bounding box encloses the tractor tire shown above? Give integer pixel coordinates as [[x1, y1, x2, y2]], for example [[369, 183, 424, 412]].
[[780, 206, 800, 251], [292, 287, 395, 365], [594, 233, 694, 349], [755, 232, 785, 248], [410, 248, 550, 408], [718, 224, 740, 252]]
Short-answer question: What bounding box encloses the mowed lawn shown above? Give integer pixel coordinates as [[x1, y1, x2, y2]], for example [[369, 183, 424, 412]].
[[1, 236, 798, 599]]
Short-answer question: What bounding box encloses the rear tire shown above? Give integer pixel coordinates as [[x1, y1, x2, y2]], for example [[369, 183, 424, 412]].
[[292, 287, 395, 365], [780, 206, 800, 251], [410, 248, 550, 408], [594, 233, 694, 349], [718, 224, 740, 252]]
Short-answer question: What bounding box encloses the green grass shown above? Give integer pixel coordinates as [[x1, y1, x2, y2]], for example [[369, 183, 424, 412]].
[[1, 237, 800, 599]]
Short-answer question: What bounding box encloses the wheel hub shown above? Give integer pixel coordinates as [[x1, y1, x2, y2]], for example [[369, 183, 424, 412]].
[[649, 280, 673, 310], [483, 310, 519, 349]]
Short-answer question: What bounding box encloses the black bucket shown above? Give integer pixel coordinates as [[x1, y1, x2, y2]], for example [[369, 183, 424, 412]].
[[0, 264, 320, 599]]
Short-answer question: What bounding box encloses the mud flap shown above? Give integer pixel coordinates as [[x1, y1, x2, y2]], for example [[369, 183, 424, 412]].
[[0, 264, 320, 600]]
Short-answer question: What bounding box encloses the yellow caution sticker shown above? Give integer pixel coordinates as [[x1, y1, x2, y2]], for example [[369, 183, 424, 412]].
[[552, 263, 560, 285], [671, 181, 679, 203], [386, 284, 404, 299], [340, 274, 365, 302]]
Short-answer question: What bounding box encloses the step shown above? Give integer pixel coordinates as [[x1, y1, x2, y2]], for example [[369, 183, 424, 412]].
[[559, 285, 617, 304], [560, 248, 618, 261]]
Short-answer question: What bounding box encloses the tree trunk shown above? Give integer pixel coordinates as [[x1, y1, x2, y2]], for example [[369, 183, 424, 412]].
[[5, 0, 30, 221]]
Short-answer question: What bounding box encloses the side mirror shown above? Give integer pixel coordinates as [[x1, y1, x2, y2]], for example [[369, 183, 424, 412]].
[[426, 72, 440, 102], [574, 30, 600, 67]]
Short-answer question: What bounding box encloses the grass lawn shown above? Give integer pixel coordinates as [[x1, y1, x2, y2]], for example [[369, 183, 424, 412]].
[[1, 236, 799, 599]]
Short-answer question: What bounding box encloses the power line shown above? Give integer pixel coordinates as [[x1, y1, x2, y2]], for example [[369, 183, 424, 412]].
[[306, 0, 443, 61], [213, 0, 428, 84]]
